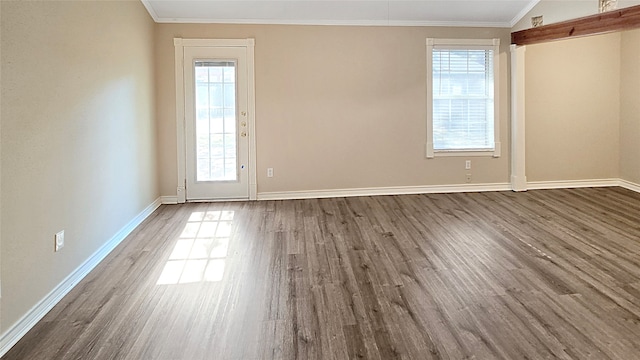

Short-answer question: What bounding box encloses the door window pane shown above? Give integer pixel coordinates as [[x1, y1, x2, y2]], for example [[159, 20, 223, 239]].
[[194, 60, 238, 181]]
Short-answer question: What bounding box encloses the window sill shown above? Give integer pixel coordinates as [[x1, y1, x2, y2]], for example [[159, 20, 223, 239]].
[[426, 143, 501, 158]]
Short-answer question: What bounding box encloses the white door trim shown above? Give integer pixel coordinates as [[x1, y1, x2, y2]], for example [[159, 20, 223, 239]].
[[174, 38, 257, 203]]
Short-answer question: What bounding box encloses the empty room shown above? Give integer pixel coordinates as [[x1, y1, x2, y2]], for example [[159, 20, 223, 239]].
[[1, 0, 640, 358]]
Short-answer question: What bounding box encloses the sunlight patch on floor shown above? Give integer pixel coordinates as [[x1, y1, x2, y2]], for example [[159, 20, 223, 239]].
[[157, 210, 234, 285]]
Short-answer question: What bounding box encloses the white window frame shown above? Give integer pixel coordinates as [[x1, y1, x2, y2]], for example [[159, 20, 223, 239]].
[[426, 38, 501, 158]]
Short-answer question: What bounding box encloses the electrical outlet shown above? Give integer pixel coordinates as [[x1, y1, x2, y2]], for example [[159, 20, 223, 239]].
[[267, 168, 274, 178], [465, 174, 472, 183], [465, 160, 471, 170], [55, 230, 65, 252]]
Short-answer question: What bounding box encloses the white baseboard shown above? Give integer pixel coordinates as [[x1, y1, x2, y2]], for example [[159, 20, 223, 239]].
[[0, 197, 162, 357], [257, 178, 640, 201], [257, 183, 512, 200], [619, 179, 640, 193], [524, 178, 640, 194], [160, 196, 178, 205], [526, 179, 619, 190]]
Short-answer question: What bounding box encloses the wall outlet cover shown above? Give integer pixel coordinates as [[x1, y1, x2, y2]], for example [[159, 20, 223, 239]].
[[55, 230, 65, 252]]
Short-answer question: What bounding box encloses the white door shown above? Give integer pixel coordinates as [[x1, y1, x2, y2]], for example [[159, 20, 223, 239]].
[[184, 46, 250, 200]]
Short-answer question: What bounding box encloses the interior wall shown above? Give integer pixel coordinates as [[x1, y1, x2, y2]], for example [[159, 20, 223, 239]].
[[524, 32, 621, 182], [0, 0, 157, 332], [156, 24, 511, 196], [620, 28, 640, 184]]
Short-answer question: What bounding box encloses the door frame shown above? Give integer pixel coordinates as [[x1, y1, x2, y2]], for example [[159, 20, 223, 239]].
[[174, 38, 257, 203]]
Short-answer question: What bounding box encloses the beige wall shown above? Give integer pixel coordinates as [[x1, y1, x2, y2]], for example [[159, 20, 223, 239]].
[[0, 0, 3, 328], [524, 32, 621, 182], [0, 0, 157, 332], [156, 24, 511, 195], [620, 29, 640, 184]]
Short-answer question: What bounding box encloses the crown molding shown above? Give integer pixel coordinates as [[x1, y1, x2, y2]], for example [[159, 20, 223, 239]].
[[510, 0, 541, 28], [140, 0, 160, 22], [151, 17, 511, 28]]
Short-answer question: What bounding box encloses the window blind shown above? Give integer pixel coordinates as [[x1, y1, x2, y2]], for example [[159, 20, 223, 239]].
[[432, 49, 494, 151]]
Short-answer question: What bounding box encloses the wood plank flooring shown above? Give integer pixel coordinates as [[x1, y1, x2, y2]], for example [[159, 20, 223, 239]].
[[4, 187, 640, 359]]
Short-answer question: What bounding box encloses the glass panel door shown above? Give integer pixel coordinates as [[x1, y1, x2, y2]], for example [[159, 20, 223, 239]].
[[183, 45, 250, 201], [194, 61, 238, 182]]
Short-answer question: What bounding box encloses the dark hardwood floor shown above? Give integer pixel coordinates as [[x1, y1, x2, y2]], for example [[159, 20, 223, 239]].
[[4, 187, 640, 359]]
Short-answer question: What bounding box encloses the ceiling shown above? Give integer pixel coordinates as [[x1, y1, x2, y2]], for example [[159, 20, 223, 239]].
[[141, 0, 540, 28]]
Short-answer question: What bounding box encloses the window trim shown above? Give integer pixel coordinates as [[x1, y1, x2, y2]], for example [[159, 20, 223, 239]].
[[426, 38, 501, 158]]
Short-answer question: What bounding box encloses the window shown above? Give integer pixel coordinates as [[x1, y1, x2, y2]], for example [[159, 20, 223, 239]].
[[426, 38, 500, 158]]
